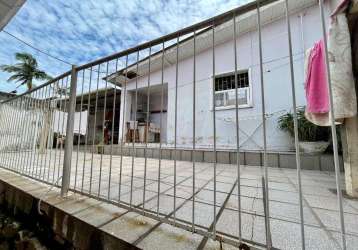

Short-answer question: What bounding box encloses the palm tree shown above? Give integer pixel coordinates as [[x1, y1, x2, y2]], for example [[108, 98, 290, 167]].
[[0, 52, 52, 90]]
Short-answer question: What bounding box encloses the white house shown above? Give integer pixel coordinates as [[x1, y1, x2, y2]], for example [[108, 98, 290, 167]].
[[109, 0, 335, 152]]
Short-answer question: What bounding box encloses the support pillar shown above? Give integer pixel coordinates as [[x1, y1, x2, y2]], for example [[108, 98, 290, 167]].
[[61, 65, 77, 196]]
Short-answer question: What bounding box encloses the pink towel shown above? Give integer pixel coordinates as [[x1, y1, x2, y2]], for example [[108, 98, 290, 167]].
[[305, 40, 329, 113]]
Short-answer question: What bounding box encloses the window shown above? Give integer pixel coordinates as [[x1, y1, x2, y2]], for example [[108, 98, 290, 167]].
[[214, 70, 251, 109]]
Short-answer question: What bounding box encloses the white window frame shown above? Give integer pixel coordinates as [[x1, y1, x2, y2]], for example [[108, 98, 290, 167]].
[[211, 68, 253, 111]]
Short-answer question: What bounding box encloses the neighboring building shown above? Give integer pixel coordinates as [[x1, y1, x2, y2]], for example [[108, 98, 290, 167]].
[[109, 0, 333, 152]]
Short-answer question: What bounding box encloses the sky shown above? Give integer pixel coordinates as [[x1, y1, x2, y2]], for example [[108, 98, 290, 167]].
[[0, 0, 250, 93]]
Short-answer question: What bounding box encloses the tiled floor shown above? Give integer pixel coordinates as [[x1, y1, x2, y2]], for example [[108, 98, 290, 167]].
[[1, 149, 358, 249]]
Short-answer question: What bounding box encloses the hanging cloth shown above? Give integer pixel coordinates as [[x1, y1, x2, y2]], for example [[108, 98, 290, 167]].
[[304, 0, 357, 126]]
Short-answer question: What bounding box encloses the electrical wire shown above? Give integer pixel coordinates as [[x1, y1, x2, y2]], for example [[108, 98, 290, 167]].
[[2, 30, 72, 65]]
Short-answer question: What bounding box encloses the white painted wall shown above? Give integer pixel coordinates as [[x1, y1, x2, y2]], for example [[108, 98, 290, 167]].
[[119, 3, 331, 151]]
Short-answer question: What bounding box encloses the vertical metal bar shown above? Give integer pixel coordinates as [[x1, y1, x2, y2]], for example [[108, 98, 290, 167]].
[[0, 104, 5, 166], [90, 64, 101, 194], [11, 97, 19, 171], [0, 103, 7, 166], [108, 58, 119, 200], [74, 69, 86, 191], [24, 93, 34, 174], [126, 50, 139, 207], [58, 77, 69, 180], [98, 62, 109, 197], [17, 96, 28, 174], [9, 99, 19, 169], [6, 100, 16, 168], [130, 50, 140, 208], [4, 101, 15, 168], [318, 1, 346, 249], [14, 97, 23, 171], [285, 1, 305, 249], [14, 96, 24, 173], [5, 100, 15, 168], [61, 65, 78, 196], [11, 98, 19, 171], [173, 35, 179, 225], [52, 79, 63, 183], [233, 11, 242, 241], [143, 46, 152, 214], [7, 99, 16, 169], [45, 83, 54, 182], [211, 21, 217, 237], [192, 30, 196, 232], [35, 87, 45, 177], [38, 85, 47, 179], [119, 55, 129, 202], [157, 41, 165, 216], [39, 85, 47, 179], [256, 1, 272, 248], [30, 90, 40, 177], [82, 67, 93, 192]]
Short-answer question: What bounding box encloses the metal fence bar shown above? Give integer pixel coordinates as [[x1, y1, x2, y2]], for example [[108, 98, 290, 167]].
[[41, 85, 53, 181], [98, 62, 109, 197], [24, 93, 33, 175], [30, 90, 41, 177], [5, 100, 16, 169], [119, 55, 129, 202], [45, 84, 54, 182], [14, 96, 24, 173], [47, 83, 57, 182], [173, 35, 180, 225], [10, 98, 18, 171], [37, 85, 47, 178], [61, 65, 78, 196], [74, 69, 86, 191], [143, 46, 152, 214], [10, 98, 21, 170], [233, 10, 242, 241], [2, 103, 12, 167], [81, 68, 93, 192], [36, 86, 47, 177], [0, 104, 7, 165], [5, 99, 13, 169], [192, 30, 196, 232], [256, 1, 272, 248], [17, 97, 28, 174], [89, 64, 101, 194], [130, 50, 140, 207], [5, 100, 13, 168], [284, 1, 305, 249], [108, 58, 119, 200], [211, 22, 218, 238], [57, 77, 69, 181], [52, 79, 64, 183], [157, 41, 165, 216], [13, 97, 22, 171], [318, 1, 346, 249]]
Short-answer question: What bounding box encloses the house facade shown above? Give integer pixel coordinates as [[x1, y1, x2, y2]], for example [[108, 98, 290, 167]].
[[113, 0, 333, 152]]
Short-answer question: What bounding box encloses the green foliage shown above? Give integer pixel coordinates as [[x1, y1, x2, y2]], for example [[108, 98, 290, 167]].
[[278, 107, 330, 141], [0, 52, 52, 90]]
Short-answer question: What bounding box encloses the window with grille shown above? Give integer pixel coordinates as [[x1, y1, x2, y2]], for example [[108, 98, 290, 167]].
[[214, 70, 251, 108]]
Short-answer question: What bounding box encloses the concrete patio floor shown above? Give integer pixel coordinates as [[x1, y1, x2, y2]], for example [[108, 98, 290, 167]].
[[1, 149, 358, 249]]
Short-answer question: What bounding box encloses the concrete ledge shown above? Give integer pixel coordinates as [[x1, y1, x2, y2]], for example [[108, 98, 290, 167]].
[[0, 170, 139, 250], [79, 145, 343, 171]]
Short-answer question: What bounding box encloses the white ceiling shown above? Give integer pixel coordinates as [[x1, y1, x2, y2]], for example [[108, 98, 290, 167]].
[[0, 0, 25, 31]]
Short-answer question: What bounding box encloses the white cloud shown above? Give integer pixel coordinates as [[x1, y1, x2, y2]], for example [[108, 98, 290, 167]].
[[0, 0, 249, 92]]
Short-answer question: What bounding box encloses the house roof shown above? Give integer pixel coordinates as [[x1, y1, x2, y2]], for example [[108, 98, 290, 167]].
[[107, 0, 318, 86]]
